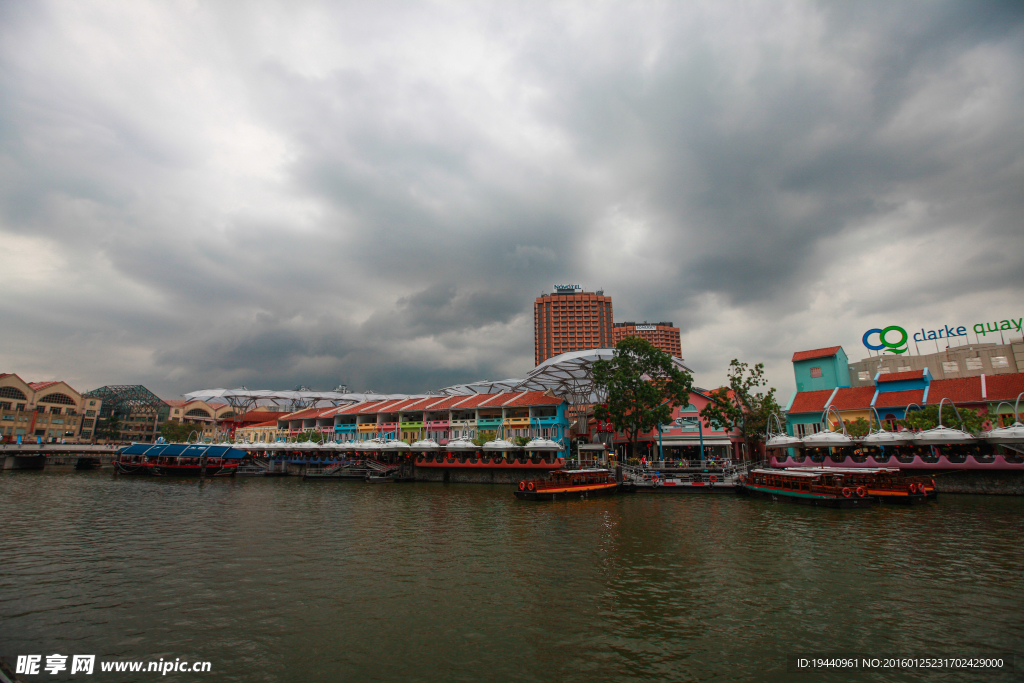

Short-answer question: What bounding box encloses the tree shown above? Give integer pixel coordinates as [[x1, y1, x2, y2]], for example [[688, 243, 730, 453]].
[[699, 359, 783, 457], [95, 415, 122, 442], [899, 405, 989, 434], [841, 417, 871, 438], [592, 336, 694, 460], [472, 430, 497, 447], [159, 420, 193, 443], [512, 436, 531, 447]]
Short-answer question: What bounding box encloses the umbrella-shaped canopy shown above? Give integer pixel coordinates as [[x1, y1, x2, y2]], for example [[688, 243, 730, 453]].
[[523, 438, 564, 451], [445, 438, 478, 451], [861, 429, 915, 447], [411, 439, 441, 450], [802, 430, 855, 448], [380, 439, 411, 451], [765, 434, 803, 449], [483, 438, 520, 451], [982, 422, 1024, 444], [914, 426, 975, 445], [358, 440, 384, 451]]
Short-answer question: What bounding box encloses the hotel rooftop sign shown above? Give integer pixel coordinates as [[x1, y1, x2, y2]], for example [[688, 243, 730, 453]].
[[554, 284, 582, 293]]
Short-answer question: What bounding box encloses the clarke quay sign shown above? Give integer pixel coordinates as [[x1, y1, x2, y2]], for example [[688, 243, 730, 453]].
[[863, 316, 1024, 354]]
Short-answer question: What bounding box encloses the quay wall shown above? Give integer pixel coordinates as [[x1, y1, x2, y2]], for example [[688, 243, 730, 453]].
[[921, 470, 1024, 496], [414, 467, 551, 484]]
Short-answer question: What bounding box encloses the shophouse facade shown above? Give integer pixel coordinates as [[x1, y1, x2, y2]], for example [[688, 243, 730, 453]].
[[579, 389, 748, 463], [275, 391, 569, 444], [786, 346, 1024, 436]]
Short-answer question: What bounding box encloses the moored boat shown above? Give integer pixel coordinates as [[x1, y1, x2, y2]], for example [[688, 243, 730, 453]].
[[784, 467, 935, 504], [514, 469, 617, 501], [114, 443, 246, 477], [740, 468, 876, 508]]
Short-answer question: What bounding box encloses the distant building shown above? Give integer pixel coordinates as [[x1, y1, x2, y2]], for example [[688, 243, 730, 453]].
[[847, 341, 1024, 386], [612, 322, 681, 357], [534, 287, 614, 365], [0, 373, 94, 443], [82, 385, 169, 443]]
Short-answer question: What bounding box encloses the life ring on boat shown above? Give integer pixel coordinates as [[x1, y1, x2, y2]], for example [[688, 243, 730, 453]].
[[908, 483, 918, 494], [856, 487, 866, 498], [842, 487, 852, 498], [527, 481, 535, 491], [709, 475, 718, 483], [518, 481, 526, 491]]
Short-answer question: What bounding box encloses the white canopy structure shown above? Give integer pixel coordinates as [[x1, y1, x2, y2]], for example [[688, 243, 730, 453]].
[[181, 388, 430, 413]]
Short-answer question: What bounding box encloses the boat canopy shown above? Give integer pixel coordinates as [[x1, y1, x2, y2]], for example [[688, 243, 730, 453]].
[[118, 443, 248, 459], [750, 468, 821, 478]]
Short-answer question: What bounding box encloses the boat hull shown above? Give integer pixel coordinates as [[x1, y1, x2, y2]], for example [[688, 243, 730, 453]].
[[514, 483, 618, 501], [148, 465, 237, 477], [740, 483, 876, 508]]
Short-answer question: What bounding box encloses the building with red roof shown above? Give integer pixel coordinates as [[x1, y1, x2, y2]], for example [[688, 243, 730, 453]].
[[264, 390, 569, 446], [0, 373, 98, 443]]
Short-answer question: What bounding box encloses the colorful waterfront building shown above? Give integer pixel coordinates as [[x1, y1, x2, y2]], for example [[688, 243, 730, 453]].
[[786, 346, 1024, 436], [0, 373, 94, 443], [274, 391, 569, 444], [580, 389, 748, 462]]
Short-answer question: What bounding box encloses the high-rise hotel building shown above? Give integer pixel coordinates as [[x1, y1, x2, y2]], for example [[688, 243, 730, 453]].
[[534, 286, 614, 365], [613, 321, 682, 357]]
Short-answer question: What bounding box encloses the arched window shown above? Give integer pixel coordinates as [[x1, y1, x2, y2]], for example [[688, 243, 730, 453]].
[[185, 408, 211, 418], [0, 386, 27, 400], [39, 393, 75, 405]]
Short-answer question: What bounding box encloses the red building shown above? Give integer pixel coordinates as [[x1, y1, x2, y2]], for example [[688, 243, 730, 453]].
[[612, 322, 681, 357], [534, 288, 614, 365]]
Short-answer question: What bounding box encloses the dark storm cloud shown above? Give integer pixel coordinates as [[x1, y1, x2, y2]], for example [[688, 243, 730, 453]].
[[0, 0, 1021, 397]]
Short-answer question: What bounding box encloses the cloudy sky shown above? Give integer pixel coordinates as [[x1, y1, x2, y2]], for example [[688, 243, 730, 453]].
[[2, 0, 1022, 401]]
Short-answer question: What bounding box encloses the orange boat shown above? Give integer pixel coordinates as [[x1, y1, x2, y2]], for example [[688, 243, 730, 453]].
[[514, 469, 618, 501]]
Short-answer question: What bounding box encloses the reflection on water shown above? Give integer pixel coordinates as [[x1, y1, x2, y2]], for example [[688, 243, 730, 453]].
[[1, 470, 1021, 682]]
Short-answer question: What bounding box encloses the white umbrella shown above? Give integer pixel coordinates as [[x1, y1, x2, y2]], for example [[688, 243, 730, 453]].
[[802, 430, 855, 448], [445, 438, 478, 451], [861, 429, 914, 447], [982, 422, 1024, 444], [523, 438, 563, 451], [483, 439, 520, 451], [765, 434, 803, 449], [411, 439, 441, 450], [915, 426, 975, 445]]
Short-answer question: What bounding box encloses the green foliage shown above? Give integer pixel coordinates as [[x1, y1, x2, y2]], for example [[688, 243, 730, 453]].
[[295, 430, 323, 443], [699, 359, 783, 449], [840, 417, 871, 438], [593, 336, 694, 458], [472, 430, 497, 447], [899, 405, 988, 434], [512, 436, 531, 447], [159, 420, 194, 443], [95, 415, 121, 440]]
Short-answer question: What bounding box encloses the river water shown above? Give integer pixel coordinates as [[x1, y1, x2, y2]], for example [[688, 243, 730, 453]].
[[1, 470, 1021, 682]]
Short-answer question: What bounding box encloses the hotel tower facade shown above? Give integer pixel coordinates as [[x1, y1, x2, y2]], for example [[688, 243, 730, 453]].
[[534, 286, 614, 365]]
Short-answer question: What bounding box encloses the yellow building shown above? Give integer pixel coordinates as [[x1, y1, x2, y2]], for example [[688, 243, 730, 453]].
[[0, 373, 94, 443]]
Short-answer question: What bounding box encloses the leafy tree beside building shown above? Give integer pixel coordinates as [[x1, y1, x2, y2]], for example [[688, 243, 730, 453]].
[[699, 359, 783, 458], [159, 420, 194, 443], [592, 336, 694, 459]]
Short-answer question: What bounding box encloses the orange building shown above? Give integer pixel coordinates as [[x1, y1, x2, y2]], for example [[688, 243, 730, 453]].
[[534, 287, 614, 365], [612, 322, 681, 357]]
